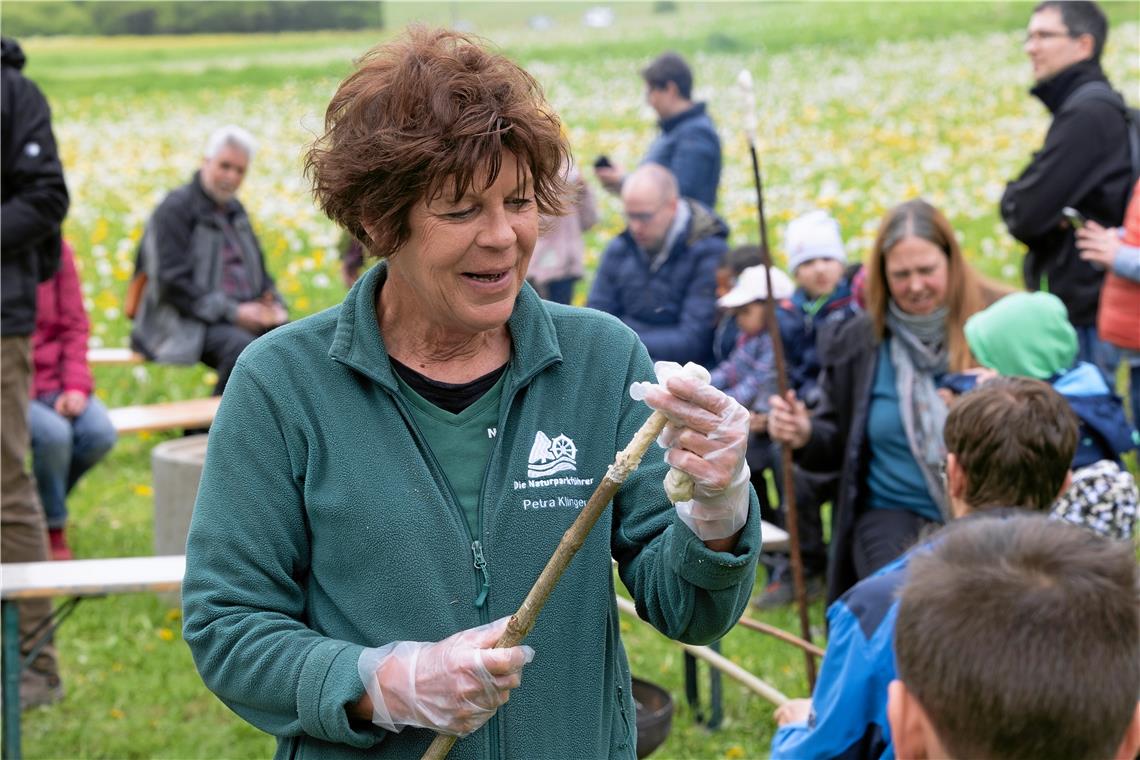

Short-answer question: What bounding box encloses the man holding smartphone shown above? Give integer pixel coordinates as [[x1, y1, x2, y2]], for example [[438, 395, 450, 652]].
[[1000, 1, 1132, 379], [594, 52, 722, 210]]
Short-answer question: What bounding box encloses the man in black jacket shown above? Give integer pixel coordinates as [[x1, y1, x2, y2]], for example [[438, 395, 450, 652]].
[[130, 125, 286, 395], [1, 36, 69, 707], [1001, 1, 1131, 378]]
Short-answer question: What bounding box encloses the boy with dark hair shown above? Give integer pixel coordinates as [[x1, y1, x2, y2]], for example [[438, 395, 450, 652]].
[[889, 514, 1140, 760], [771, 377, 1083, 759], [942, 371, 1079, 511]]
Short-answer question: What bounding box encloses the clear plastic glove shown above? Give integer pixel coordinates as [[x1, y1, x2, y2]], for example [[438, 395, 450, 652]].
[[632, 361, 752, 541], [357, 616, 534, 737]]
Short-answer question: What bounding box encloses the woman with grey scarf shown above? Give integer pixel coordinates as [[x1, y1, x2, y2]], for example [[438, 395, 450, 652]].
[[768, 199, 1008, 601]]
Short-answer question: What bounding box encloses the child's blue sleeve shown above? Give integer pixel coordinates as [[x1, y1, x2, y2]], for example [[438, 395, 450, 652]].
[[770, 600, 896, 760], [1112, 244, 1140, 282]]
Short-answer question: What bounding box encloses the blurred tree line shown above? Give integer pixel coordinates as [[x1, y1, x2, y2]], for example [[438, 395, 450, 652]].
[[2, 1, 383, 37]]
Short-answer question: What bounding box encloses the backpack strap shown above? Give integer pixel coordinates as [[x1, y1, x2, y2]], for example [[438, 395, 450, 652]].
[[1062, 81, 1140, 184]]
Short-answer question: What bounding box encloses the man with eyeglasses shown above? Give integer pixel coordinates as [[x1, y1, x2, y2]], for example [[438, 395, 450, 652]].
[[1001, 1, 1132, 382], [587, 163, 727, 369]]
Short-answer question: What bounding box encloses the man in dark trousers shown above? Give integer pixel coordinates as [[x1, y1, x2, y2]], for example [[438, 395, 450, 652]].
[[130, 125, 287, 396], [594, 52, 722, 210], [1001, 0, 1132, 378], [1, 35, 70, 708]]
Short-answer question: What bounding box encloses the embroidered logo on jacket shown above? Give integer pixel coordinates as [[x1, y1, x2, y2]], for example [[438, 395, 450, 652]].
[[527, 431, 577, 478]]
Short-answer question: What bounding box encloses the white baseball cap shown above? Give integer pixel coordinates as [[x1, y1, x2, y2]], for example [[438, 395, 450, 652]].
[[718, 264, 794, 308]]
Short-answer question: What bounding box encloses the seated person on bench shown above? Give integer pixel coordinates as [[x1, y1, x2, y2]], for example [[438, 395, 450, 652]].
[[30, 240, 117, 560], [130, 125, 287, 396]]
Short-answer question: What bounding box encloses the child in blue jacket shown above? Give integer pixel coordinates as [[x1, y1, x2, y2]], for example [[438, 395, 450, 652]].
[[752, 210, 863, 608], [780, 210, 862, 408], [965, 291, 1139, 469]]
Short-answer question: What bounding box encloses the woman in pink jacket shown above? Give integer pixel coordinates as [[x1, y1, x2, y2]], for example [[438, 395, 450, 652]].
[[526, 161, 597, 304], [29, 240, 116, 559]]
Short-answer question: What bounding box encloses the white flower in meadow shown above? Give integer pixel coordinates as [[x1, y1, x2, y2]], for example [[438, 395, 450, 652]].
[[47, 21, 1138, 335]]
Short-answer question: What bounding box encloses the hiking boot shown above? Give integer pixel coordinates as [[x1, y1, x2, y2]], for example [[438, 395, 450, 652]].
[[751, 575, 824, 611], [20, 666, 64, 710], [48, 528, 73, 561]]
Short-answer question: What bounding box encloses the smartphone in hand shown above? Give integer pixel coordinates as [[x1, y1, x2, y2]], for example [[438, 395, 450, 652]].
[[1062, 206, 1086, 229]]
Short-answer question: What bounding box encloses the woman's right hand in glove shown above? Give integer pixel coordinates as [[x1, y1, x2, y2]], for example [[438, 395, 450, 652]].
[[357, 616, 534, 736]]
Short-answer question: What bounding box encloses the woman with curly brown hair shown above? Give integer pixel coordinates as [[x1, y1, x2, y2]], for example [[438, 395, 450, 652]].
[[768, 199, 1007, 603], [182, 28, 761, 759]]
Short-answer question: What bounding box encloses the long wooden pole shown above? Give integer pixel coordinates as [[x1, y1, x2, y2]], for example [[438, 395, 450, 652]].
[[737, 69, 817, 690], [736, 614, 826, 658], [422, 410, 669, 760]]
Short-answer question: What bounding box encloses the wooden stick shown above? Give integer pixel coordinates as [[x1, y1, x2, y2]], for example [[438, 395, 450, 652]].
[[736, 615, 826, 658], [615, 596, 789, 706], [680, 641, 789, 707], [737, 69, 818, 690], [422, 410, 669, 760]]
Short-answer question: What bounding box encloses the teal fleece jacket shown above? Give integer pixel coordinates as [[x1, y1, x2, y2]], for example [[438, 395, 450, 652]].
[[182, 263, 761, 760]]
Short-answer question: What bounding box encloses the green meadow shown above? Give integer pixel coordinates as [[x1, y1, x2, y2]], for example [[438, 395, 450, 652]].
[[12, 1, 1140, 757]]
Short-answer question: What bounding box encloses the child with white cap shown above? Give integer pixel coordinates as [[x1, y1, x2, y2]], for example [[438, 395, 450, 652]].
[[709, 264, 794, 553], [710, 264, 795, 414]]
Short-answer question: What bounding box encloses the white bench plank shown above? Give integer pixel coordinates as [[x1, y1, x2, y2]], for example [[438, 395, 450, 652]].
[[760, 520, 790, 553], [108, 396, 220, 434], [87, 347, 145, 366], [0, 556, 185, 600]]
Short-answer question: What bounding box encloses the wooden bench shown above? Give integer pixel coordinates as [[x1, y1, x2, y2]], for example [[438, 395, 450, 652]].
[[87, 346, 219, 434], [1, 556, 186, 759], [86, 347, 145, 366], [107, 397, 220, 435]]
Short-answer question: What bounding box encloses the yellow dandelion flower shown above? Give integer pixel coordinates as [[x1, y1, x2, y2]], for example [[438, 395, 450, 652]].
[[94, 291, 120, 311], [165, 608, 182, 622], [91, 218, 109, 245], [203, 371, 218, 387], [296, 296, 311, 311], [133, 484, 153, 497], [110, 708, 125, 720], [158, 628, 175, 642], [724, 746, 746, 759]]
